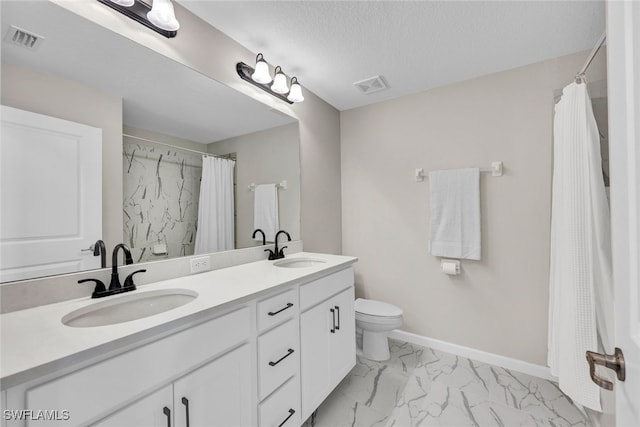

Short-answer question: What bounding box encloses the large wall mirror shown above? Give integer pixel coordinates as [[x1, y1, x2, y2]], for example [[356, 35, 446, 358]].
[[0, 1, 300, 284]]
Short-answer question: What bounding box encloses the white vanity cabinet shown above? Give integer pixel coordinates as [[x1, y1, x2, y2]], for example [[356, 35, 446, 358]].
[[94, 344, 252, 427], [3, 262, 356, 427], [299, 268, 355, 420]]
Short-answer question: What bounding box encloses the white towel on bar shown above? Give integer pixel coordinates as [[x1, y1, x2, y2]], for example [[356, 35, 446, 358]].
[[254, 184, 279, 242], [428, 168, 481, 260]]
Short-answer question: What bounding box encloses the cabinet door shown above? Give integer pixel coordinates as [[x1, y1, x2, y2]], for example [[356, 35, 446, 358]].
[[329, 287, 356, 385], [173, 344, 252, 427], [300, 301, 332, 420], [92, 385, 173, 427]]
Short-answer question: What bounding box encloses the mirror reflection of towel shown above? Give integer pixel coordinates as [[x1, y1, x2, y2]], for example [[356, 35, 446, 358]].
[[428, 168, 481, 260], [254, 184, 279, 242]]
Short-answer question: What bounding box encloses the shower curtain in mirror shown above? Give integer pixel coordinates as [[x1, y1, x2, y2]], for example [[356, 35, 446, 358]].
[[194, 156, 235, 254], [548, 81, 613, 411]]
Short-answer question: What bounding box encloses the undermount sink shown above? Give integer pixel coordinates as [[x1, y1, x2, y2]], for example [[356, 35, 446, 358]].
[[273, 257, 327, 268], [62, 289, 198, 328]]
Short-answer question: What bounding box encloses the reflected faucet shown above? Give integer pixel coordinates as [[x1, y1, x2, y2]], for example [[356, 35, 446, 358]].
[[252, 229, 266, 246], [109, 243, 133, 291], [93, 240, 107, 269]]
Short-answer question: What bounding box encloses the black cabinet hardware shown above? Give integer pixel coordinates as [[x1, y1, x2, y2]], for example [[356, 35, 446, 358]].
[[269, 348, 294, 366], [330, 308, 336, 333], [163, 406, 171, 427], [335, 306, 340, 330], [181, 397, 190, 427], [268, 302, 294, 316], [278, 409, 296, 427]]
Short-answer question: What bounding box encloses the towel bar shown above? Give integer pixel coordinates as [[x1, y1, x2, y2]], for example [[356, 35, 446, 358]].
[[248, 180, 288, 191], [415, 161, 503, 182]]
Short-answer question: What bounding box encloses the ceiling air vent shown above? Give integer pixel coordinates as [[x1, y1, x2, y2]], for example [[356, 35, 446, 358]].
[[353, 75, 389, 95], [4, 26, 45, 50]]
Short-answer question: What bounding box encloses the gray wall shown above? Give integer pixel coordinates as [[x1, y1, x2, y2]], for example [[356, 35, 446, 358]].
[[340, 50, 607, 365], [1, 62, 123, 252], [52, 0, 343, 255], [209, 123, 301, 248]]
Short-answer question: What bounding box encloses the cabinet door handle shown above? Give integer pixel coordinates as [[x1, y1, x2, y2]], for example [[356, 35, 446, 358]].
[[163, 406, 171, 427], [335, 306, 340, 330], [269, 348, 295, 366], [330, 308, 336, 333], [278, 409, 296, 427], [268, 302, 294, 316], [181, 397, 190, 427]]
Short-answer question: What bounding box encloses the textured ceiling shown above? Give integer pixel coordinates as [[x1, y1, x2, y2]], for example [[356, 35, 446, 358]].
[[178, 0, 605, 111]]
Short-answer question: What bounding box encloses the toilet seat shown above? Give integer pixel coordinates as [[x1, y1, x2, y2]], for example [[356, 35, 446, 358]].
[[355, 298, 403, 317]]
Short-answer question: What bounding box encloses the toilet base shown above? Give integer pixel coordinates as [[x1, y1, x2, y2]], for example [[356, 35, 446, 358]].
[[362, 329, 391, 361]]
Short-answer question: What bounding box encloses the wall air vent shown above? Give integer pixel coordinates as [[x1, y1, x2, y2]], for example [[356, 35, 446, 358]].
[[353, 75, 389, 94], [4, 26, 45, 50]]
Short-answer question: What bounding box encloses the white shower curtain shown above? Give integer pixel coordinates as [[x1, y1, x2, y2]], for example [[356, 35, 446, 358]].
[[194, 156, 235, 254], [548, 82, 614, 411]]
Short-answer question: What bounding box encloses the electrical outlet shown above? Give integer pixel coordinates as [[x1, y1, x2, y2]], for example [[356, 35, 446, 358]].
[[190, 256, 210, 274]]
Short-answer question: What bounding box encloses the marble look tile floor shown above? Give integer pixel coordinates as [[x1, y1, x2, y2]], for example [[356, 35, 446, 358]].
[[304, 339, 590, 427]]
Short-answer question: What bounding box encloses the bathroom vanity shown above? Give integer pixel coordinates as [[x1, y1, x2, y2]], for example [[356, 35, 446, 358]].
[[0, 253, 356, 427]]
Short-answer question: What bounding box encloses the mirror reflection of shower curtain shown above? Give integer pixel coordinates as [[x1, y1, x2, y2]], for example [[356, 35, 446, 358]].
[[548, 81, 614, 412], [194, 156, 235, 254]]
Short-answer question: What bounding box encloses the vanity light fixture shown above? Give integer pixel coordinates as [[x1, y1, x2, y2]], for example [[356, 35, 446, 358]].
[[236, 54, 304, 104], [97, 0, 179, 38]]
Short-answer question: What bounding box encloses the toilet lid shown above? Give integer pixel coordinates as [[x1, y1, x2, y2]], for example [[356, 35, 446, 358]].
[[355, 298, 403, 317]]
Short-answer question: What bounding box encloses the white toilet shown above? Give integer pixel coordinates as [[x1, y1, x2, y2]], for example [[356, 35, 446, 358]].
[[355, 298, 403, 361]]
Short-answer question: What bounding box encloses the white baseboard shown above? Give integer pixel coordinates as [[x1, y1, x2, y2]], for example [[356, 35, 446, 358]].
[[389, 330, 557, 382]]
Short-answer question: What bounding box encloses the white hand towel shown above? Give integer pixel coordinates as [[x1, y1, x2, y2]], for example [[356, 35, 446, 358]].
[[428, 168, 481, 260], [254, 184, 279, 242]]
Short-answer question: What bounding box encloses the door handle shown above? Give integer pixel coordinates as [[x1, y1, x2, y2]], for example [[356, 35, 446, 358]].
[[278, 409, 295, 427], [163, 406, 171, 427], [585, 347, 625, 390], [269, 348, 294, 366], [334, 306, 340, 330], [268, 302, 294, 316], [330, 308, 335, 333], [181, 397, 190, 427]]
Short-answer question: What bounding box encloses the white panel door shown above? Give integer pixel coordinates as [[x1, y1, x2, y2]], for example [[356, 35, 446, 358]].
[[607, 2, 640, 425], [0, 105, 102, 282], [173, 344, 253, 427]]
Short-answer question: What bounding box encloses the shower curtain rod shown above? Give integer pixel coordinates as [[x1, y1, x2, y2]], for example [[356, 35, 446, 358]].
[[123, 133, 227, 159], [577, 32, 606, 77]]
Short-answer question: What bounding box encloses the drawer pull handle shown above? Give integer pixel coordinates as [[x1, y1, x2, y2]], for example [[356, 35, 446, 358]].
[[163, 406, 171, 427], [269, 348, 295, 366], [335, 306, 340, 330], [330, 308, 336, 333], [278, 409, 296, 427], [181, 397, 190, 427], [268, 302, 294, 316]]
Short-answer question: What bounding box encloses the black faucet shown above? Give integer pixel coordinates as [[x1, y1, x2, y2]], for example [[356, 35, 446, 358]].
[[252, 229, 266, 246], [79, 243, 145, 298], [109, 243, 133, 292], [265, 230, 291, 260], [92, 239, 107, 269]]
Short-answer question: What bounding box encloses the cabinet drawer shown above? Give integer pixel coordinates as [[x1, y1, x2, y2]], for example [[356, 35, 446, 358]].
[[299, 267, 353, 311], [258, 319, 298, 401], [258, 377, 300, 427], [24, 307, 250, 427], [257, 288, 296, 332]]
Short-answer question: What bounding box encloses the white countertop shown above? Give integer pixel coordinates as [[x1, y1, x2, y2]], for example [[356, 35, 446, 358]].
[[0, 252, 357, 389]]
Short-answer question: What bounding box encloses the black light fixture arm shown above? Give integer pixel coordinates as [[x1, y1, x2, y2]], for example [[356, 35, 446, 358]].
[[236, 62, 294, 105], [96, 0, 177, 38]]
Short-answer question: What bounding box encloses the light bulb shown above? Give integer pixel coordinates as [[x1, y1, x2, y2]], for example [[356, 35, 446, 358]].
[[271, 66, 289, 94], [110, 0, 135, 6], [147, 0, 180, 32], [251, 54, 272, 84], [287, 77, 304, 103]]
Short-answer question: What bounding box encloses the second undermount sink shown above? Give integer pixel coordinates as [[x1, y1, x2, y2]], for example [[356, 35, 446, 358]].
[[273, 257, 327, 268], [62, 289, 198, 328]]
